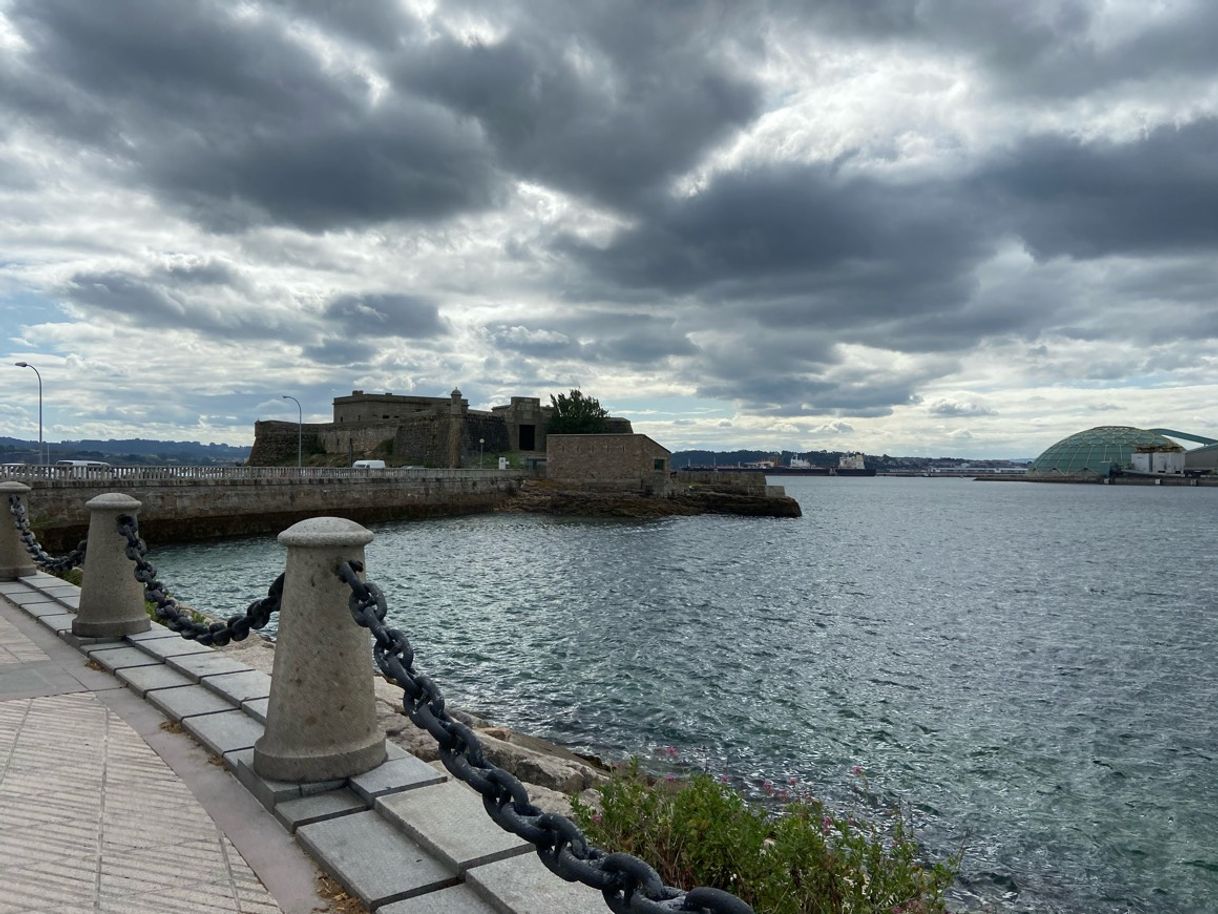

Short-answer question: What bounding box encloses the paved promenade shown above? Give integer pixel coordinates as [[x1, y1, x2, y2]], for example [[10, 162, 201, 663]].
[[0, 571, 598, 914], [0, 576, 318, 913]]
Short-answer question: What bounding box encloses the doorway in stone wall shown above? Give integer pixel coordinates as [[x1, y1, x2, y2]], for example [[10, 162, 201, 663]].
[[519, 424, 535, 451]]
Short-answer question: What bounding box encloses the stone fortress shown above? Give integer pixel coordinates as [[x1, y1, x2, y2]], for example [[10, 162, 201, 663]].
[[248, 388, 633, 468]]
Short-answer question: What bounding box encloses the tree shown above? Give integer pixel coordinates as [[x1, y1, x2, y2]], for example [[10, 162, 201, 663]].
[[547, 389, 609, 434]]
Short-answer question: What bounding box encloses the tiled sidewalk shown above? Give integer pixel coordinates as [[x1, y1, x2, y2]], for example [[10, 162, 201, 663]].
[[0, 583, 306, 914]]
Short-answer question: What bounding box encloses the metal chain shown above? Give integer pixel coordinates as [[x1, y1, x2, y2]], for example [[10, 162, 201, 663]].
[[336, 560, 754, 914], [116, 513, 283, 646], [8, 494, 87, 573]]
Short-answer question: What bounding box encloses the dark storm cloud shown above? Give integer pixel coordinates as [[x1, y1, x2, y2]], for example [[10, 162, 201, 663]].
[[1, 0, 500, 231], [301, 338, 377, 366], [323, 294, 447, 339], [400, 1, 761, 208], [980, 119, 1218, 260], [66, 270, 302, 340], [564, 161, 993, 350], [488, 314, 698, 365]]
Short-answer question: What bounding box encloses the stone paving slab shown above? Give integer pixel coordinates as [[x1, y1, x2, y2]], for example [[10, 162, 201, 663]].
[[231, 748, 303, 808], [117, 663, 195, 697], [183, 708, 265, 761], [22, 599, 76, 617], [243, 696, 270, 722], [39, 612, 77, 633], [86, 644, 166, 672], [378, 780, 532, 871], [349, 754, 447, 804], [38, 584, 81, 598], [0, 581, 34, 594], [148, 683, 239, 720], [380, 884, 502, 914], [167, 651, 254, 681], [125, 625, 184, 642], [466, 851, 600, 914], [204, 668, 273, 703], [57, 592, 80, 608], [274, 788, 367, 833], [135, 635, 216, 659], [297, 810, 457, 908], [7, 590, 58, 605]]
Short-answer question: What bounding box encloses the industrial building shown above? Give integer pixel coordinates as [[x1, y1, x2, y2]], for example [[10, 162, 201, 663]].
[[1028, 426, 1216, 481]]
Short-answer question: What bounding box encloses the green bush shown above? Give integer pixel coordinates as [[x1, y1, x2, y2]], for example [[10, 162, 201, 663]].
[[571, 761, 958, 914]]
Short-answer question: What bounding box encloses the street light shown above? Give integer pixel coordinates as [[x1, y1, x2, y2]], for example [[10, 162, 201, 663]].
[[14, 362, 43, 466], [282, 395, 302, 469], [479, 437, 484, 469]]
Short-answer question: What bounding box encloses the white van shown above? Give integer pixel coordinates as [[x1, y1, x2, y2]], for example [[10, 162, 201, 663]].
[[351, 459, 386, 469], [55, 459, 112, 478]]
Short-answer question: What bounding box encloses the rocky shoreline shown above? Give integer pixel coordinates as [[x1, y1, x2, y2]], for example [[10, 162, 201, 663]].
[[502, 478, 802, 519], [219, 632, 609, 815]]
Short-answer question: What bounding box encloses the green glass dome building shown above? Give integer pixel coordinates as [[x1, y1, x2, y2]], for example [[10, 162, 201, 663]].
[[1029, 426, 1178, 478]]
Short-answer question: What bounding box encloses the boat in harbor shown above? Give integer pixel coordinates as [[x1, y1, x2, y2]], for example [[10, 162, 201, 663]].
[[833, 452, 876, 477]]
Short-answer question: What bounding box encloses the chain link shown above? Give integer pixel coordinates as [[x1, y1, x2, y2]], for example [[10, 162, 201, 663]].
[[115, 513, 283, 646], [335, 559, 754, 914], [8, 493, 87, 573]]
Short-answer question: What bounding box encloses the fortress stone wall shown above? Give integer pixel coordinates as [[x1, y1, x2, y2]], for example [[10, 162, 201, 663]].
[[249, 388, 632, 468]]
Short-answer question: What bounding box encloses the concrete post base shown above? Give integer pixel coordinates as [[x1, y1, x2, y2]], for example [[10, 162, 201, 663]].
[[74, 493, 151, 638], [254, 517, 386, 783], [0, 482, 38, 581]]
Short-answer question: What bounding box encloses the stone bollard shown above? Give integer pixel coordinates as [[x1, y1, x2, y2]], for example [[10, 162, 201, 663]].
[[74, 493, 151, 638], [0, 481, 37, 580], [254, 517, 386, 782]]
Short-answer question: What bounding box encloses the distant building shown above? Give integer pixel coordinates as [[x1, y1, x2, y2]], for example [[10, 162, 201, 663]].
[[546, 433, 670, 490], [1028, 426, 1184, 480], [249, 388, 632, 467]]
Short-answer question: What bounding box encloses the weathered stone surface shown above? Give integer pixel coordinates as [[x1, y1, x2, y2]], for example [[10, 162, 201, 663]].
[[116, 663, 193, 697], [466, 850, 601, 914], [202, 669, 272, 703], [167, 652, 252, 681], [296, 811, 457, 908], [0, 483, 36, 580], [231, 748, 302, 809], [242, 697, 270, 723], [134, 637, 215, 660], [254, 518, 385, 783], [377, 781, 531, 871], [147, 684, 238, 720], [378, 884, 500, 914], [74, 493, 150, 637], [183, 709, 264, 760], [348, 756, 445, 804], [85, 645, 163, 672], [274, 789, 366, 833], [38, 612, 75, 633], [22, 600, 75, 617], [124, 626, 182, 642]]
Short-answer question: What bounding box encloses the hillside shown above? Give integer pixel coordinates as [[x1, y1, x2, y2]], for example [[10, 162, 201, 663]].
[[0, 436, 251, 466]]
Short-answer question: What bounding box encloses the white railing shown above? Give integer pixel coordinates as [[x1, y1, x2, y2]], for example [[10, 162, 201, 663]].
[[0, 465, 525, 483]]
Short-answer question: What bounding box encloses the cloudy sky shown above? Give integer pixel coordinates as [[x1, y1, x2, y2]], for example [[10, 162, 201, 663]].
[[2, 0, 1217, 458]]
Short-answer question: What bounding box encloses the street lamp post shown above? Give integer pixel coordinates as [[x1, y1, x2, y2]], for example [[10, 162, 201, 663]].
[[14, 362, 43, 466], [479, 437, 484, 469], [282, 395, 302, 470]]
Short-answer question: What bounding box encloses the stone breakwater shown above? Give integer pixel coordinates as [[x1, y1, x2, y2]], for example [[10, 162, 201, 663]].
[[19, 471, 799, 550]]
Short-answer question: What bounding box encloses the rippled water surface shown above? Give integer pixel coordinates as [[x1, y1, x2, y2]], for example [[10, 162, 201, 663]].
[[152, 477, 1218, 913]]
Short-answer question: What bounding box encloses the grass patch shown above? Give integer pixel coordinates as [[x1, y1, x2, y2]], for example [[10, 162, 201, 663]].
[[571, 760, 959, 914]]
